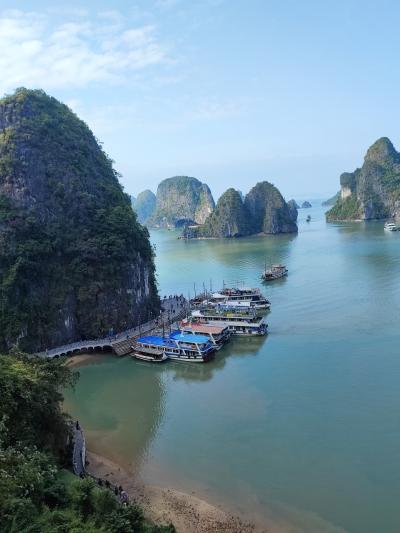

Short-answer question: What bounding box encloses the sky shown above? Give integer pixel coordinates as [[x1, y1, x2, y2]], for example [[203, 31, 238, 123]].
[[1, 1, 400, 201]]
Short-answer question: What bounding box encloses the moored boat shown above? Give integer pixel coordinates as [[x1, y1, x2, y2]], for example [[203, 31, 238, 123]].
[[384, 222, 398, 231], [191, 306, 268, 336], [210, 287, 270, 309], [131, 344, 168, 362], [179, 320, 231, 349], [134, 333, 215, 363]]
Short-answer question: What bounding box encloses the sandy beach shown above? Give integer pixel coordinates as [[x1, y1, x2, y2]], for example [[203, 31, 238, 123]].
[[63, 352, 111, 369], [86, 451, 273, 533]]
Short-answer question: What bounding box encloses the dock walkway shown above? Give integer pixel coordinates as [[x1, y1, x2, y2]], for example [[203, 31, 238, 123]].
[[36, 295, 187, 358]]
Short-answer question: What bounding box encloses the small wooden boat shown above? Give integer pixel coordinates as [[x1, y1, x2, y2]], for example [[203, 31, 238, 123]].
[[131, 344, 168, 362]]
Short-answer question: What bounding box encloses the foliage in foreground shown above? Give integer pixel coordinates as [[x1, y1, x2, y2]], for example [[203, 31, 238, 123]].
[[0, 354, 175, 533]]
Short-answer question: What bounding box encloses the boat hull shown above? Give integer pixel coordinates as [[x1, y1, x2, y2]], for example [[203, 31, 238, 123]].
[[132, 352, 168, 362], [166, 352, 214, 363]]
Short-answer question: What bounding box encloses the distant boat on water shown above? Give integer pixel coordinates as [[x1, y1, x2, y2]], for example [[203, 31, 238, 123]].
[[384, 222, 398, 231], [306, 215, 311, 222], [262, 263, 288, 281]]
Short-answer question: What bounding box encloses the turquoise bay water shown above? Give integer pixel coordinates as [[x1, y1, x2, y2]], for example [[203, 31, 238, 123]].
[[65, 206, 400, 532]]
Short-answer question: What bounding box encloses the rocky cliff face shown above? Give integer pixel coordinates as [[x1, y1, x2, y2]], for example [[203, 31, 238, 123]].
[[244, 181, 298, 234], [149, 176, 215, 227], [327, 138, 400, 221], [192, 188, 253, 238], [133, 189, 156, 224], [0, 88, 159, 353]]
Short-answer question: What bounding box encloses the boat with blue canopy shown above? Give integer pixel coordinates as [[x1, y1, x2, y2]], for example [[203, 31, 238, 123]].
[[132, 332, 215, 363]]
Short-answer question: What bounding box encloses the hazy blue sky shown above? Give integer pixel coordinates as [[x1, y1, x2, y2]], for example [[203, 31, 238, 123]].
[[1, 1, 399, 200]]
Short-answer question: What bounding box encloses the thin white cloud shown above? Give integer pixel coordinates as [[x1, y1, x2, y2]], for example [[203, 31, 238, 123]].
[[0, 9, 170, 93]]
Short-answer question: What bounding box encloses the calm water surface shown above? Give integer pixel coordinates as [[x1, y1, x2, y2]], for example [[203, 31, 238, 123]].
[[65, 205, 400, 533]]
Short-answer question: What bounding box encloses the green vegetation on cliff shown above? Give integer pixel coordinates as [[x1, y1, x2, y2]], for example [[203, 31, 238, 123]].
[[244, 181, 298, 234], [322, 192, 340, 206], [149, 176, 215, 227], [191, 188, 252, 237], [0, 353, 174, 533], [327, 137, 400, 221], [0, 89, 159, 353], [326, 195, 362, 220]]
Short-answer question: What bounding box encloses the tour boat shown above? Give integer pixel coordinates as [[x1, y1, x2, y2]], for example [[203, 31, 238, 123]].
[[262, 264, 288, 281], [191, 306, 268, 336], [384, 222, 398, 231], [179, 320, 231, 349], [131, 344, 168, 363], [134, 333, 215, 363], [212, 287, 270, 309]]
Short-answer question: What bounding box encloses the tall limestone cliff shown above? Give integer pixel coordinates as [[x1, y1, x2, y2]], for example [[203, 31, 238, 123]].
[[149, 176, 215, 227], [0, 88, 159, 353], [244, 181, 298, 234], [133, 189, 156, 224], [190, 188, 253, 238], [327, 137, 400, 221]]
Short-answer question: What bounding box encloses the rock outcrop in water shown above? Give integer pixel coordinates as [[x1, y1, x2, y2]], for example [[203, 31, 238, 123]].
[[327, 137, 400, 221], [133, 189, 156, 224], [187, 188, 253, 238], [185, 181, 297, 238], [287, 199, 299, 221], [301, 201, 312, 208], [0, 88, 159, 353], [149, 176, 215, 227], [244, 181, 298, 234]]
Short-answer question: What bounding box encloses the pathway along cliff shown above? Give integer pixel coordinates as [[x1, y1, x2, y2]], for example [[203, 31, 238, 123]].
[[0, 88, 159, 354]]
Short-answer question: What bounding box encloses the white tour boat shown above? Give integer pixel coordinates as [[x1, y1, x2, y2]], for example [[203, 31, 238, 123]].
[[191, 306, 268, 336], [384, 222, 398, 231], [179, 321, 231, 349], [134, 333, 215, 363]]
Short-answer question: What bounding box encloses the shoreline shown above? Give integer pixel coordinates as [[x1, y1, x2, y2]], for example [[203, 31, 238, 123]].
[[63, 352, 110, 369], [86, 450, 272, 533]]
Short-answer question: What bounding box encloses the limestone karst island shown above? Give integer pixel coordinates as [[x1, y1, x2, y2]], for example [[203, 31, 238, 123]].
[[2, 3, 400, 533]]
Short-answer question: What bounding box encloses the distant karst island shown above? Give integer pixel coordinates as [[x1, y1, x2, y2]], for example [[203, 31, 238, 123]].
[[326, 137, 400, 221], [133, 178, 298, 238]]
